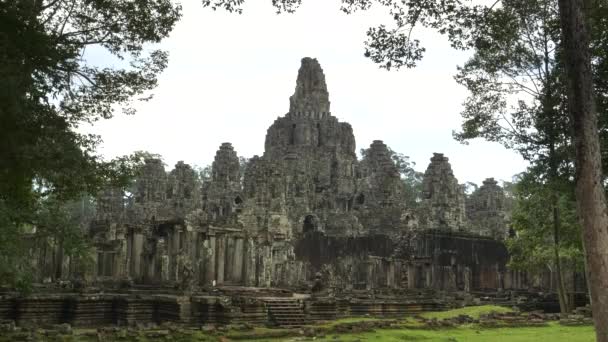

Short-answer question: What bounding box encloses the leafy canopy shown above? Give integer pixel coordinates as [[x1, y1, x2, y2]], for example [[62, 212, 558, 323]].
[[0, 0, 181, 289]]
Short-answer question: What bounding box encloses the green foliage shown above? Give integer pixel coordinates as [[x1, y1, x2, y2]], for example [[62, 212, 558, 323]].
[[452, 0, 564, 157], [0, 194, 95, 292], [0, 0, 180, 289], [390, 150, 424, 207], [0, 0, 181, 207], [462, 181, 478, 195], [196, 165, 213, 184], [202, 0, 484, 70], [507, 170, 584, 272]]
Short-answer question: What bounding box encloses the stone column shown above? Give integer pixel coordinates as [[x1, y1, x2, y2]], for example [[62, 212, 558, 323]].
[[425, 265, 433, 288], [193, 233, 203, 285], [244, 238, 256, 286], [172, 230, 181, 281], [117, 235, 128, 278], [366, 260, 374, 290], [407, 264, 416, 289], [259, 245, 272, 287], [225, 236, 235, 282], [216, 235, 225, 284], [205, 235, 216, 285], [85, 249, 97, 282], [387, 261, 395, 288], [132, 232, 144, 279], [233, 238, 244, 283]]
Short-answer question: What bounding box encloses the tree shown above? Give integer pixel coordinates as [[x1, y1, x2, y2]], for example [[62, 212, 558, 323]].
[[557, 0, 608, 339], [390, 149, 425, 207], [450, 0, 575, 313], [507, 168, 584, 302], [0, 1, 181, 289], [462, 181, 479, 195]]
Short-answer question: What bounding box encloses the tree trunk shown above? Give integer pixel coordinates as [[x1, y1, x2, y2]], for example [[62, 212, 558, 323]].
[[558, 0, 608, 340]]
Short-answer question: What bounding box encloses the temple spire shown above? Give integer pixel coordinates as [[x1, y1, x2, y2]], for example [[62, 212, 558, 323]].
[[288, 57, 331, 117]]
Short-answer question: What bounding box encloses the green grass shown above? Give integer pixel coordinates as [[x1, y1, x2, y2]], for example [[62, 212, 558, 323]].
[[420, 305, 514, 320], [305, 323, 595, 342], [316, 316, 383, 328], [0, 306, 595, 342], [243, 306, 594, 342]]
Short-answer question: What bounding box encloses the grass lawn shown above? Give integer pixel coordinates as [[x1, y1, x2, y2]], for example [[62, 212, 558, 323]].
[[297, 323, 595, 342], [244, 305, 595, 342], [420, 305, 513, 319], [0, 306, 595, 341]]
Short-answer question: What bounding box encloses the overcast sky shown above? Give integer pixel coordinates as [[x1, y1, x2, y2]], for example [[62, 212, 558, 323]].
[[84, 0, 527, 185]]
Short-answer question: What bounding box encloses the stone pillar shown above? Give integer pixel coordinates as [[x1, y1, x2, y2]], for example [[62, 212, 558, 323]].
[[172, 231, 181, 281], [132, 232, 144, 279], [205, 235, 216, 285], [406, 264, 414, 289], [193, 233, 203, 285], [225, 236, 235, 282], [464, 266, 471, 293], [161, 254, 169, 281], [244, 238, 256, 286], [118, 237, 128, 278], [259, 245, 272, 287], [233, 238, 244, 283], [216, 235, 225, 284], [366, 260, 374, 290], [425, 265, 432, 288], [388, 261, 396, 289]]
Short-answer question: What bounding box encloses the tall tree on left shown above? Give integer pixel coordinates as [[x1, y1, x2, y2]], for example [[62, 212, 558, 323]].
[[0, 0, 181, 290]]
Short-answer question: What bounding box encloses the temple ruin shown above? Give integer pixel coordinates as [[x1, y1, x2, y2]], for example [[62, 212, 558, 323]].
[[0, 58, 586, 328]]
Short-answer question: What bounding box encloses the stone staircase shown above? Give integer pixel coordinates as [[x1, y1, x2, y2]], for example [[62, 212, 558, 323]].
[[264, 298, 306, 328]]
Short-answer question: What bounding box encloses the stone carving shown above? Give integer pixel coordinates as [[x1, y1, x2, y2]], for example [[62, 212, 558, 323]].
[[418, 153, 466, 230], [289, 57, 330, 117], [466, 178, 509, 239]]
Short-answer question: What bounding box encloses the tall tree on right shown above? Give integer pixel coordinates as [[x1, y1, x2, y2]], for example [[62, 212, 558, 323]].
[[452, 0, 579, 313], [557, 0, 608, 339]]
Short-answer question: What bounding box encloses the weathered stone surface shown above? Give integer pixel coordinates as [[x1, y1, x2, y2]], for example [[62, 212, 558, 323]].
[[466, 178, 509, 239], [22, 57, 576, 314], [357, 140, 405, 209], [418, 153, 466, 230], [289, 57, 330, 117]]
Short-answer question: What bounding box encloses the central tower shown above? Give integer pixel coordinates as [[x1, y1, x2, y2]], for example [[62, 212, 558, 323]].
[[288, 57, 331, 117], [264, 57, 355, 158]]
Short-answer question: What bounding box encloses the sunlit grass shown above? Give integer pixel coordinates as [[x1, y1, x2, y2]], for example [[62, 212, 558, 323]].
[[420, 304, 514, 320]]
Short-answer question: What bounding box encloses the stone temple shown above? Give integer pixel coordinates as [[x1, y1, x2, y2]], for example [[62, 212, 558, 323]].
[[1, 58, 585, 327]]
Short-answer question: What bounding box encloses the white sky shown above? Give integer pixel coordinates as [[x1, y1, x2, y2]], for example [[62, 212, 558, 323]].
[[84, 0, 527, 185]]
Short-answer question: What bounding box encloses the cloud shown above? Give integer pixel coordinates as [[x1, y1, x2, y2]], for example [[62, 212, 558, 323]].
[[82, 0, 527, 185]]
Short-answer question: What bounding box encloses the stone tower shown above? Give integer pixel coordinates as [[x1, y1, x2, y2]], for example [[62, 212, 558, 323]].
[[289, 57, 330, 116], [202, 143, 243, 222], [250, 57, 358, 223], [167, 161, 200, 220], [419, 153, 466, 230], [466, 178, 509, 239], [131, 158, 168, 222], [357, 140, 405, 208]]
